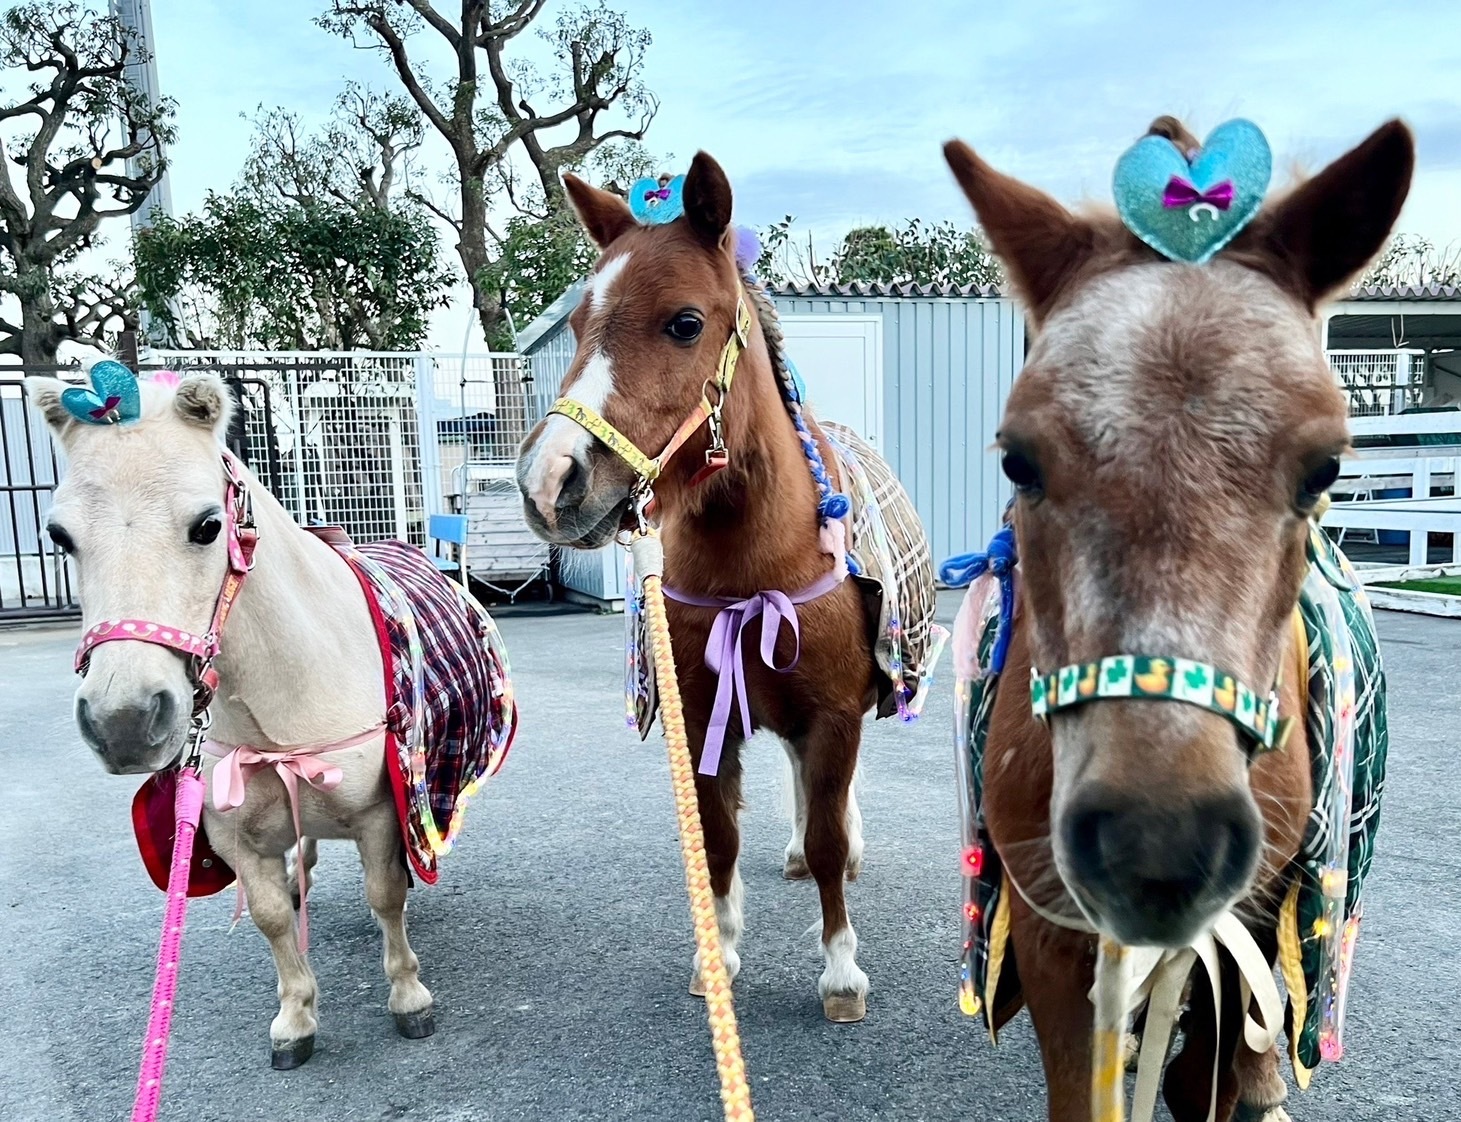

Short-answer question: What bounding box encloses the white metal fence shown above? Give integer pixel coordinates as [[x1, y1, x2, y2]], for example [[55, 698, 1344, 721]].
[[1328, 349, 1425, 418], [150, 351, 540, 559]]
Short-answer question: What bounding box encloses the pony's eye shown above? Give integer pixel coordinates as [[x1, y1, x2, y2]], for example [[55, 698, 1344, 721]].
[[1299, 456, 1342, 508], [47, 524, 75, 555], [665, 312, 704, 343], [1001, 449, 1043, 493], [189, 516, 223, 546]]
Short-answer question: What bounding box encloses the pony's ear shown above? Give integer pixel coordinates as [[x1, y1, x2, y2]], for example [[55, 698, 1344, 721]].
[[173, 373, 233, 439], [1238, 120, 1414, 308], [564, 173, 637, 249], [682, 151, 733, 248], [943, 140, 1095, 323], [25, 376, 75, 435]]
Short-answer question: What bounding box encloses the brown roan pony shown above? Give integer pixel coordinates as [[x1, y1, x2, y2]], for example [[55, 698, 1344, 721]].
[[516, 153, 937, 1022], [944, 117, 1413, 1120]]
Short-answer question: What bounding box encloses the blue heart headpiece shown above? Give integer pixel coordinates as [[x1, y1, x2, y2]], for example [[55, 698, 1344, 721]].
[[60, 359, 142, 426], [1113, 119, 1273, 264], [629, 174, 686, 224]]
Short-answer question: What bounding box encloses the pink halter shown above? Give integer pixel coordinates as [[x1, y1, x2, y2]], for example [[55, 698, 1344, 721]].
[[73, 452, 257, 714]]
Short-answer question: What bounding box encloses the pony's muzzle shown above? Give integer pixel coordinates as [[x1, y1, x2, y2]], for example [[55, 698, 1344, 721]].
[[518, 426, 630, 548], [75, 679, 189, 774], [1058, 784, 1261, 947]]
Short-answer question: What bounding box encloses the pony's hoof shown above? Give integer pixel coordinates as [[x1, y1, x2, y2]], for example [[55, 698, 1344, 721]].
[[1236, 1108, 1292, 1122], [270, 1035, 315, 1070], [822, 992, 866, 1023], [689, 972, 707, 998], [782, 855, 811, 880], [393, 1008, 436, 1040]]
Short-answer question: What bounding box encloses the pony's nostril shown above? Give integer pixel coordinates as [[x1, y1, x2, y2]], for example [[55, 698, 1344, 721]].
[[76, 696, 98, 744], [554, 456, 587, 512], [146, 690, 177, 744]]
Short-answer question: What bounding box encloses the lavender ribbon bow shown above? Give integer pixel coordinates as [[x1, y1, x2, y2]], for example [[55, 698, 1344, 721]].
[[1162, 176, 1235, 211], [664, 567, 846, 776]]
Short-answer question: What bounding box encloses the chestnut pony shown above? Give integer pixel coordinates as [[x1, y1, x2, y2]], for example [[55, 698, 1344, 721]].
[[944, 117, 1412, 1121], [517, 153, 939, 1022]]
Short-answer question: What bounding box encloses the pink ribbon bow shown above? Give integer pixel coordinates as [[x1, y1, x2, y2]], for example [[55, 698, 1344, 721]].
[[205, 725, 382, 951], [1162, 176, 1235, 211]]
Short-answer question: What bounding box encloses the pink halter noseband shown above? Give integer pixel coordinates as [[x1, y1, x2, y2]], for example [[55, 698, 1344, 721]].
[[73, 452, 258, 717]]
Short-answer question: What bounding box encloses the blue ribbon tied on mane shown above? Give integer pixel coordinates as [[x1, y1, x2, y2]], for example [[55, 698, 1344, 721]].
[[1113, 119, 1272, 265], [939, 525, 1018, 673], [60, 359, 142, 426]]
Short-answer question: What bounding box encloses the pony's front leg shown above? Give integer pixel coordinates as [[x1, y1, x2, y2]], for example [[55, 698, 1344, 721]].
[[1007, 898, 1095, 1120], [1234, 1043, 1291, 1122], [689, 742, 745, 995], [355, 804, 434, 1038], [799, 713, 867, 1022], [232, 847, 320, 1068]]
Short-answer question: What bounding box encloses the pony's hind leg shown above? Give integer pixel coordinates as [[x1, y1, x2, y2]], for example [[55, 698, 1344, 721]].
[[781, 740, 810, 880], [690, 748, 745, 995], [799, 714, 868, 1022], [231, 846, 320, 1068], [355, 804, 434, 1039], [287, 836, 318, 910], [782, 744, 863, 882]]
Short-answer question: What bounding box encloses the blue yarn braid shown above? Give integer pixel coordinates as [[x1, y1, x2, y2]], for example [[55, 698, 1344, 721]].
[[939, 524, 1018, 673], [742, 277, 854, 525]]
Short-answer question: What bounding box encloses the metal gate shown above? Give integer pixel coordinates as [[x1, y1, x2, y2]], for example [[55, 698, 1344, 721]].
[[152, 355, 427, 546], [1, 373, 75, 620], [0, 369, 285, 622]]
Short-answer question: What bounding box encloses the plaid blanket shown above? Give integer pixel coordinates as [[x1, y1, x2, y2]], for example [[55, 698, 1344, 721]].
[[821, 423, 946, 719], [1284, 526, 1388, 1077], [336, 539, 517, 884]]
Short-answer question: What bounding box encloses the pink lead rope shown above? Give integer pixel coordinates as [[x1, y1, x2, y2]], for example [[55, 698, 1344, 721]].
[[131, 761, 206, 1122]]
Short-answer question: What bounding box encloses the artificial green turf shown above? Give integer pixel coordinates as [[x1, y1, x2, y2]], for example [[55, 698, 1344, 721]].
[[1373, 577, 1461, 595]]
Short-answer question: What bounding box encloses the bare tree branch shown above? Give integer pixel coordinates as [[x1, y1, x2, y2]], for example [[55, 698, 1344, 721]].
[[0, 2, 174, 361], [320, 0, 658, 350]]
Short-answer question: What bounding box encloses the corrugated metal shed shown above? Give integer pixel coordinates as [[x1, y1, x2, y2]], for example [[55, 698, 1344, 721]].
[[520, 281, 1026, 606], [769, 284, 1024, 565]]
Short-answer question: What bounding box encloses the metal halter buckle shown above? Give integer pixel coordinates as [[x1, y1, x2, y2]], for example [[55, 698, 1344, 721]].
[[181, 709, 211, 774]]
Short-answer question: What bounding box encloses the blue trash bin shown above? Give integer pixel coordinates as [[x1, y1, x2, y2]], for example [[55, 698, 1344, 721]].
[[1375, 487, 1411, 546]]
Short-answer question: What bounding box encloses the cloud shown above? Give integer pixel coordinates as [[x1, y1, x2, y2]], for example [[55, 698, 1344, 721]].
[[132, 0, 1461, 349]]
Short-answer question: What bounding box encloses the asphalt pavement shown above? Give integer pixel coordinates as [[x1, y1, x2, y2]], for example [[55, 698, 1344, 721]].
[[1, 595, 1457, 1121]]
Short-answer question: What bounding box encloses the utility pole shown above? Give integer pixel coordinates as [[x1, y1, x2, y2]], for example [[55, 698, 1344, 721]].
[[110, 0, 175, 350]]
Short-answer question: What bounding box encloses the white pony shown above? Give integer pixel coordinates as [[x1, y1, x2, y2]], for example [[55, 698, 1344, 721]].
[[30, 369, 436, 1068]]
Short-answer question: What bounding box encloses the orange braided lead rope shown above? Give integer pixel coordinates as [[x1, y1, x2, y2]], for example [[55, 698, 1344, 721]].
[[631, 530, 755, 1121]]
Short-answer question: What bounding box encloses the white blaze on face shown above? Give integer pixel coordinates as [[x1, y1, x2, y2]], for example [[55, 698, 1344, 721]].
[[587, 251, 631, 313], [521, 252, 632, 517]]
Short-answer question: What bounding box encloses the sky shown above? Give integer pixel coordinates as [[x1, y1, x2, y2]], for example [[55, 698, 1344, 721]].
[[138, 0, 1461, 350]]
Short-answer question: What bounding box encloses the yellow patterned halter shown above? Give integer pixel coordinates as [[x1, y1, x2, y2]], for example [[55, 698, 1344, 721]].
[[547, 292, 753, 484]]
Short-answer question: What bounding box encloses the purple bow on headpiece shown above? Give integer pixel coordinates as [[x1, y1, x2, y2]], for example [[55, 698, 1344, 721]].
[[644, 186, 672, 202], [1163, 176, 1235, 211]]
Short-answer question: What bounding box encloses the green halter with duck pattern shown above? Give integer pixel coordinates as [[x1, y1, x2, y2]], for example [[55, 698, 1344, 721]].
[[1030, 654, 1290, 752]]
